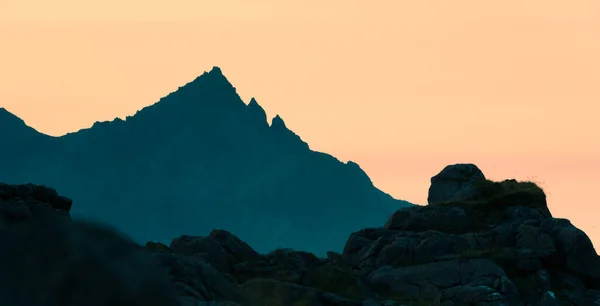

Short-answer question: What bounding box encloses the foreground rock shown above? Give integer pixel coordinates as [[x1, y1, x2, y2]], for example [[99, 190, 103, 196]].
[[427, 163, 486, 205], [0, 183, 180, 306], [2, 163, 600, 305]]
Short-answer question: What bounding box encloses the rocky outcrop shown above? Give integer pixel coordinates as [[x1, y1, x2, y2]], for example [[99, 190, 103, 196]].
[[0, 183, 72, 222], [1, 163, 599, 305], [427, 163, 486, 205], [0, 184, 180, 306]]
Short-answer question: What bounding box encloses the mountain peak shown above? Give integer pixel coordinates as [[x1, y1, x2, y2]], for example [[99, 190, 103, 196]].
[[198, 66, 225, 80], [246, 98, 268, 127], [188, 66, 230, 88], [209, 66, 223, 74], [248, 97, 259, 107], [269, 114, 310, 151], [0, 67, 416, 258], [271, 114, 286, 129], [127, 65, 242, 120]]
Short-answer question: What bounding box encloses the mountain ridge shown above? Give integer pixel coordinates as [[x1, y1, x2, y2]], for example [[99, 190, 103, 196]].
[[0, 66, 413, 255]]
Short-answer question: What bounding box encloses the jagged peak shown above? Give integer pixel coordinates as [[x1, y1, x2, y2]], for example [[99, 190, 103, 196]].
[[246, 97, 268, 126], [209, 66, 223, 75], [268, 114, 310, 151], [270, 114, 286, 129], [248, 97, 259, 107], [196, 66, 226, 81], [126, 65, 242, 121], [198, 66, 223, 76], [187, 66, 232, 90]]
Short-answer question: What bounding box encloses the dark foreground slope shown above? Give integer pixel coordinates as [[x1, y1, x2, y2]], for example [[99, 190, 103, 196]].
[[0, 183, 180, 306], [2, 164, 599, 306], [0, 66, 412, 255]]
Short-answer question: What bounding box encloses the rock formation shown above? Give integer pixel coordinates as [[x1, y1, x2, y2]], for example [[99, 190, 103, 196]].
[[427, 163, 486, 205], [1, 164, 599, 306], [0, 183, 179, 306]]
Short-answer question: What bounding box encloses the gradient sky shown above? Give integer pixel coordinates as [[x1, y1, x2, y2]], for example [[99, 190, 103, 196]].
[[2, 1, 599, 248]]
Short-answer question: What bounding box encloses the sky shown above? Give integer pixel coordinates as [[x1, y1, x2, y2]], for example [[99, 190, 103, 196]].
[[1, 0, 599, 248]]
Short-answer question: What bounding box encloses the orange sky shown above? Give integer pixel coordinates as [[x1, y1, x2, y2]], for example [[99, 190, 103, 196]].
[[1, 0, 599, 248]]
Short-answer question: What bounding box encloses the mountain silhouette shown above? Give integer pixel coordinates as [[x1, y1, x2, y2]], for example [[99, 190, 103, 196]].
[[0, 66, 413, 255]]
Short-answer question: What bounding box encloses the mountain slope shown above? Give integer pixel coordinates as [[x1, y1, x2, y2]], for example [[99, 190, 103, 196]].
[[0, 66, 413, 254]]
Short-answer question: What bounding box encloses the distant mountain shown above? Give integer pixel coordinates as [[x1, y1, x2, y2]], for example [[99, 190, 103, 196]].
[[0, 66, 413, 255]]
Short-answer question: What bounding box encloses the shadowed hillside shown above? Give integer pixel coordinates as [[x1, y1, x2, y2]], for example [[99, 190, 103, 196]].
[[0, 66, 412, 255], [2, 164, 599, 305]]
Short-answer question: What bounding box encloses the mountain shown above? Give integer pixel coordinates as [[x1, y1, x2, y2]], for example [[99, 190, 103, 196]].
[[2, 164, 599, 305], [0, 66, 412, 255]]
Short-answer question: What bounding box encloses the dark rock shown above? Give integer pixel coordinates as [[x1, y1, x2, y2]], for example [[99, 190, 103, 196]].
[[145, 241, 172, 252], [586, 289, 600, 305], [541, 218, 600, 285], [427, 163, 486, 205], [384, 204, 471, 233], [150, 251, 254, 305], [232, 247, 324, 285], [0, 184, 179, 306], [169, 229, 260, 273], [367, 259, 519, 304], [0, 183, 72, 212], [536, 291, 561, 306], [2, 162, 600, 305], [242, 278, 362, 306], [209, 229, 261, 261]]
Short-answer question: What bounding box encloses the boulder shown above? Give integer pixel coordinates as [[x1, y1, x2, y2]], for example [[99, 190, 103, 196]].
[[427, 163, 486, 205], [169, 229, 260, 273]]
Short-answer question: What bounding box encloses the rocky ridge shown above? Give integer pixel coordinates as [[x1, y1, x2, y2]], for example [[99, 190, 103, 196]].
[[1, 163, 599, 306], [0, 66, 412, 255]]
